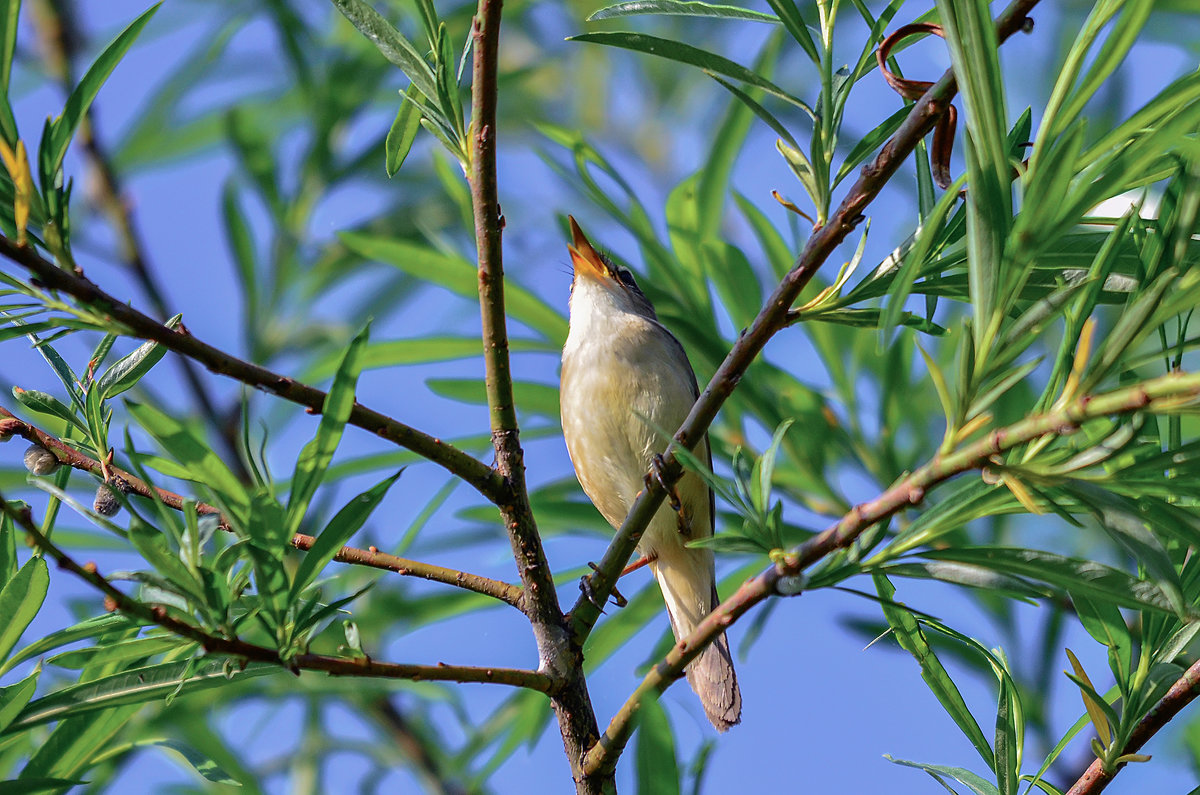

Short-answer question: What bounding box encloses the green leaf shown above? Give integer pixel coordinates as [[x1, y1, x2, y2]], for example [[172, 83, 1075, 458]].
[[0, 614, 139, 676], [386, 85, 423, 177], [221, 180, 258, 322], [589, 0, 779, 23], [96, 316, 180, 399], [285, 322, 369, 541], [426, 378, 560, 420], [921, 547, 1184, 616], [0, 780, 89, 793], [0, 668, 38, 732], [11, 387, 86, 433], [885, 756, 1001, 795], [289, 469, 402, 601], [339, 232, 567, 343], [762, 0, 819, 63], [569, 32, 812, 113], [127, 401, 249, 521], [139, 738, 242, 785], [0, 555, 48, 663], [330, 0, 439, 104], [303, 336, 556, 381], [874, 574, 994, 771], [44, 4, 161, 180], [1070, 594, 1131, 695], [4, 659, 278, 734], [47, 635, 189, 670], [635, 697, 680, 795]]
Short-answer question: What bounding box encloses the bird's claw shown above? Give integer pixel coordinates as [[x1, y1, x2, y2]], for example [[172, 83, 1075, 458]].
[[646, 454, 682, 512], [580, 562, 628, 610]]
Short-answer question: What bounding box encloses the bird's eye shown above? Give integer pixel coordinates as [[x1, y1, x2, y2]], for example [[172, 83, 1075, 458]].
[[616, 268, 638, 288]]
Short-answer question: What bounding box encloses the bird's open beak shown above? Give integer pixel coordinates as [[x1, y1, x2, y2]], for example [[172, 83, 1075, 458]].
[[567, 216, 609, 283]]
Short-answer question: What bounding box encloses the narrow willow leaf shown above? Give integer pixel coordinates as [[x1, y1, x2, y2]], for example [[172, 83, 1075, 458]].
[[1064, 648, 1113, 747], [47, 635, 189, 670], [330, 0, 439, 104], [0, 555, 48, 662], [138, 738, 242, 785], [569, 32, 811, 112], [4, 659, 278, 734], [45, 4, 161, 178], [0, 614, 139, 676], [303, 336, 556, 381], [289, 469, 402, 601], [286, 322, 369, 540], [589, 0, 779, 23], [762, 0, 818, 63], [1070, 594, 1131, 694], [921, 548, 1180, 616], [635, 697, 681, 795], [0, 669, 37, 733], [385, 85, 423, 177], [885, 756, 1001, 795], [11, 386, 86, 433], [339, 232, 567, 343], [127, 400, 249, 519], [220, 179, 258, 323], [426, 378, 560, 419], [96, 315, 180, 399], [874, 574, 995, 771]]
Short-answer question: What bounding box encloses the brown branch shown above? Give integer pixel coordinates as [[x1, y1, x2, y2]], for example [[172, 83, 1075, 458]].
[[0, 494, 552, 692], [0, 236, 507, 503], [467, 0, 603, 790], [581, 368, 1200, 776], [0, 406, 523, 607], [567, 0, 1043, 647], [30, 0, 245, 478], [1065, 656, 1200, 794]]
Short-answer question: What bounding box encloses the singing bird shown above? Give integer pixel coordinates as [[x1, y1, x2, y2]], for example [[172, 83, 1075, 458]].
[[560, 216, 742, 731]]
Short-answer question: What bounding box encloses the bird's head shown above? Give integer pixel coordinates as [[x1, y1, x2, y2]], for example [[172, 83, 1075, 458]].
[[567, 215, 657, 322]]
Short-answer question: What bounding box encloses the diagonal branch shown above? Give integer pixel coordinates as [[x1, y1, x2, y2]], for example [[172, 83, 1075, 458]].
[[581, 368, 1200, 776], [1066, 654, 1200, 794], [567, 0, 1043, 645], [0, 235, 507, 503], [0, 406, 523, 607], [0, 494, 552, 692]]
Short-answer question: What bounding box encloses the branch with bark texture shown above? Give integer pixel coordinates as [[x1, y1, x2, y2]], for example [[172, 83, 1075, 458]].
[[466, 0, 605, 789], [0, 406, 523, 607], [0, 236, 506, 503], [580, 368, 1200, 775], [567, 0, 1043, 646], [0, 494, 553, 692], [1065, 655, 1200, 794]]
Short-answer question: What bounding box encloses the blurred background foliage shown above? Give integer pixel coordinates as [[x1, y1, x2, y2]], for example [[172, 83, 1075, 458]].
[[0, 0, 1197, 792]]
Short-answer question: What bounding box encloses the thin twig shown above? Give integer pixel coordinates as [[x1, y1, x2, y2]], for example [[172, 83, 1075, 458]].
[[0, 406, 523, 606], [0, 494, 553, 692], [30, 0, 245, 478], [467, 0, 603, 789], [1065, 660, 1200, 794], [0, 236, 507, 503], [567, 0, 1043, 646], [581, 369, 1200, 776]]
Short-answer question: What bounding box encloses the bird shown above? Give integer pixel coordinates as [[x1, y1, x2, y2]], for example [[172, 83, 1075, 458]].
[[559, 215, 742, 731]]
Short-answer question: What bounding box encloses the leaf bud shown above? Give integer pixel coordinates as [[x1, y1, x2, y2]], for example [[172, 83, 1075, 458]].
[[93, 481, 123, 517], [23, 444, 59, 475]]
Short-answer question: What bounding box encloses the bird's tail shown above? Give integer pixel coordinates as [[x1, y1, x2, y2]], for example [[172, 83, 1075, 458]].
[[652, 545, 742, 731]]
